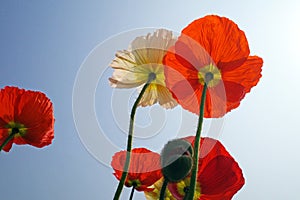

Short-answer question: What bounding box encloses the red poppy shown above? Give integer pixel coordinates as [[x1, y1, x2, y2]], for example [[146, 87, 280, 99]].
[[168, 136, 245, 199], [163, 15, 263, 118], [111, 148, 162, 192], [0, 86, 54, 152]]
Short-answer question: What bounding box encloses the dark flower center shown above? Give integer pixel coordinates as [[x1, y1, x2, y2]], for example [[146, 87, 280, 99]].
[[148, 72, 156, 82], [184, 186, 189, 194], [131, 181, 138, 187], [205, 72, 214, 83], [12, 127, 20, 134], [197, 63, 222, 87]]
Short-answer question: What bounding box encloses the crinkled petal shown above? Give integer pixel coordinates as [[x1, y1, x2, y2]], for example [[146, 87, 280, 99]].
[[138, 84, 178, 109], [174, 137, 245, 199], [111, 148, 162, 192], [14, 90, 54, 147], [131, 29, 176, 65], [109, 50, 147, 88], [156, 85, 178, 109], [174, 38, 212, 71], [0, 86, 54, 152], [199, 156, 245, 198], [110, 50, 137, 71], [181, 15, 250, 71], [139, 84, 159, 107], [109, 69, 146, 88], [109, 29, 178, 109], [0, 86, 23, 126], [164, 15, 262, 117], [223, 55, 263, 93]]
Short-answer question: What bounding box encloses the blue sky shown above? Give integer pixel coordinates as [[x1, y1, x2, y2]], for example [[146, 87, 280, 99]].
[[1, 1, 300, 199]]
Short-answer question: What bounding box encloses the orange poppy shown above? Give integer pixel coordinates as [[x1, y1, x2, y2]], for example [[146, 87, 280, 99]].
[[0, 86, 54, 152], [111, 148, 162, 192], [163, 15, 263, 117], [168, 136, 245, 199]]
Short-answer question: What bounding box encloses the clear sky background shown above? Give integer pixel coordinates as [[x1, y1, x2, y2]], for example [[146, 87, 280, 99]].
[[1, 0, 300, 199]]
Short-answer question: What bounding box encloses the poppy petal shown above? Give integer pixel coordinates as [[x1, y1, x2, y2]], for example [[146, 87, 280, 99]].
[[13, 90, 54, 147], [131, 29, 176, 65], [171, 137, 244, 199], [183, 137, 232, 167], [164, 15, 262, 118], [0, 86, 54, 152], [111, 148, 162, 191], [0, 87, 23, 126], [222, 56, 263, 93], [174, 38, 212, 71], [199, 155, 244, 197], [156, 84, 178, 109], [181, 15, 250, 71], [109, 29, 178, 108]]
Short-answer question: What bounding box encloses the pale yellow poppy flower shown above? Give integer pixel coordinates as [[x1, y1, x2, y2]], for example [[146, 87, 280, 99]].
[[109, 29, 178, 109]]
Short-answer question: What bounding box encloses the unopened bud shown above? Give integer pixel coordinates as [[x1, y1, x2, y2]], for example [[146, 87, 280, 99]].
[[161, 139, 194, 182]]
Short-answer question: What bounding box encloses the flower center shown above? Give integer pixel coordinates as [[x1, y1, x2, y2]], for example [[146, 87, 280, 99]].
[[148, 72, 157, 82], [6, 121, 27, 137], [12, 127, 20, 134], [176, 177, 201, 199], [205, 72, 214, 83], [183, 186, 189, 193], [134, 63, 166, 86], [198, 63, 222, 87], [128, 179, 142, 189]]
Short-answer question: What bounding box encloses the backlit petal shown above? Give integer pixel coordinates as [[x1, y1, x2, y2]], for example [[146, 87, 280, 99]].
[[14, 90, 54, 147], [181, 15, 249, 71], [111, 148, 162, 192], [199, 156, 245, 198], [0, 86, 54, 152], [223, 56, 263, 93], [109, 29, 178, 108], [164, 15, 263, 117], [171, 137, 245, 199]]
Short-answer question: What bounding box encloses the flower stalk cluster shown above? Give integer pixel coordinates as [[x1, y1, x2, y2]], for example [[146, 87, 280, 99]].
[[109, 14, 263, 200]]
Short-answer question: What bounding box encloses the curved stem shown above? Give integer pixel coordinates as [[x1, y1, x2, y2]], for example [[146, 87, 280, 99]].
[[187, 84, 207, 200], [159, 178, 169, 200], [0, 129, 18, 152], [113, 79, 153, 200], [129, 186, 135, 200]]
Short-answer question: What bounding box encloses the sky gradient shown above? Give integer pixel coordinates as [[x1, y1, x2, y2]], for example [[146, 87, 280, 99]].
[[1, 1, 300, 199]]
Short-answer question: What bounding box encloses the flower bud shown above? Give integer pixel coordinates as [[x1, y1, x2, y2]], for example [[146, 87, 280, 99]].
[[161, 139, 194, 182]]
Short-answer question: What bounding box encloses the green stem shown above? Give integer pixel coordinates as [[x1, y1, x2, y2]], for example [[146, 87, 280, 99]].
[[129, 186, 135, 200], [0, 129, 18, 152], [159, 178, 169, 200], [187, 84, 207, 200], [183, 192, 189, 200], [113, 75, 154, 200]]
